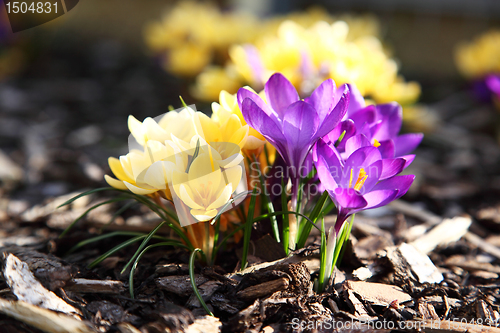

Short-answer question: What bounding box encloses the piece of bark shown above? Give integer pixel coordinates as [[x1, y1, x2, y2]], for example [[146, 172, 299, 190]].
[[227, 255, 320, 281], [2, 249, 73, 291], [65, 279, 124, 294], [464, 232, 500, 260], [398, 243, 443, 284], [185, 315, 221, 333], [445, 255, 500, 274], [116, 323, 141, 333], [3, 254, 80, 315], [236, 277, 289, 301], [354, 235, 394, 261], [418, 303, 440, 320], [252, 234, 286, 262], [155, 263, 189, 275], [344, 289, 377, 321], [0, 299, 94, 333], [410, 216, 471, 254], [155, 275, 208, 297], [344, 280, 412, 308], [186, 280, 222, 307]]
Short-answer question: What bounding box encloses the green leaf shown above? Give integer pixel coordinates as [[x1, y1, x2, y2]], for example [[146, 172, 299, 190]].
[[120, 221, 167, 274], [296, 191, 329, 248], [88, 235, 146, 268], [317, 218, 327, 292], [189, 248, 213, 316], [60, 197, 127, 238], [56, 187, 114, 209], [241, 187, 258, 270]]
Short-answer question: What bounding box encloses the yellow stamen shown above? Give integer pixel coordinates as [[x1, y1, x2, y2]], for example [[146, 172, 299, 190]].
[[354, 168, 368, 191], [373, 139, 381, 148], [348, 168, 354, 188]]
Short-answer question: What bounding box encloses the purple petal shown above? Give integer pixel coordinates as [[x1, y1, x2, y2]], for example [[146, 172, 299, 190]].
[[377, 140, 395, 159], [315, 85, 349, 139], [373, 103, 402, 141], [345, 83, 366, 116], [400, 154, 415, 169], [304, 79, 335, 123], [360, 160, 383, 192], [265, 73, 299, 119], [345, 134, 371, 157], [362, 189, 399, 210], [486, 74, 500, 96], [350, 105, 376, 133], [244, 45, 265, 86], [380, 158, 405, 180], [372, 175, 415, 200], [394, 133, 423, 156], [282, 100, 319, 173], [241, 98, 288, 162], [237, 88, 278, 122], [340, 147, 381, 188], [330, 187, 367, 210], [326, 119, 356, 148], [313, 139, 343, 186]]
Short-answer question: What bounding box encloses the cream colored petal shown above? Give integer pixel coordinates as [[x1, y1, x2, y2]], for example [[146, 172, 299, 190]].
[[190, 209, 218, 222], [108, 157, 134, 183], [206, 184, 233, 211], [179, 184, 204, 209], [218, 153, 244, 169], [104, 175, 128, 190], [123, 181, 157, 195], [143, 161, 167, 190], [244, 136, 266, 150], [143, 117, 169, 142], [119, 155, 134, 180], [196, 112, 221, 144], [188, 154, 221, 185], [221, 165, 243, 196], [128, 115, 146, 146]]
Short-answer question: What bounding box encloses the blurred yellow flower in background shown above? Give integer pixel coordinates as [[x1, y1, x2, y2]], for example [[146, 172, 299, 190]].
[[455, 30, 500, 79], [191, 17, 420, 105]]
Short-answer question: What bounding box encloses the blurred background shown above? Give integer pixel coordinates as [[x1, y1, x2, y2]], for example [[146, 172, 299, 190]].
[[2, 0, 500, 223]]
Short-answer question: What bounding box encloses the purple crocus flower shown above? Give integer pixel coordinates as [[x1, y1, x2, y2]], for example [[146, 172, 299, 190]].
[[313, 138, 414, 233], [327, 84, 423, 169], [238, 73, 349, 207], [485, 74, 500, 100]]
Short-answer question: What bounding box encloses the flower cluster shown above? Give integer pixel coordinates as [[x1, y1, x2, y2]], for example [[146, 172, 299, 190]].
[[100, 71, 420, 295], [105, 105, 255, 226], [194, 19, 420, 105], [238, 73, 422, 242], [455, 30, 500, 103]]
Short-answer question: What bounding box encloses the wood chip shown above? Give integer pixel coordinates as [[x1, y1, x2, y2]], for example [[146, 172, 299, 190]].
[[344, 281, 412, 307], [116, 323, 141, 333], [410, 216, 471, 254], [65, 278, 124, 294], [414, 319, 500, 333], [445, 255, 500, 274], [236, 277, 289, 301], [186, 280, 222, 307], [155, 275, 208, 297], [185, 315, 222, 333], [464, 232, 500, 260], [418, 303, 440, 320], [0, 299, 94, 333], [398, 243, 443, 284], [3, 253, 80, 315]]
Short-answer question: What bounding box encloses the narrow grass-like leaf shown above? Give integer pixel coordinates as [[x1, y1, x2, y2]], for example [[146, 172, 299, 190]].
[[211, 190, 251, 226], [213, 223, 246, 255], [120, 221, 167, 274], [297, 191, 329, 249], [257, 168, 279, 243], [88, 235, 146, 268], [317, 218, 327, 292], [57, 187, 114, 209], [66, 231, 146, 255], [241, 188, 258, 270], [129, 241, 189, 298], [60, 197, 127, 238], [334, 214, 354, 270], [190, 248, 213, 316]]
